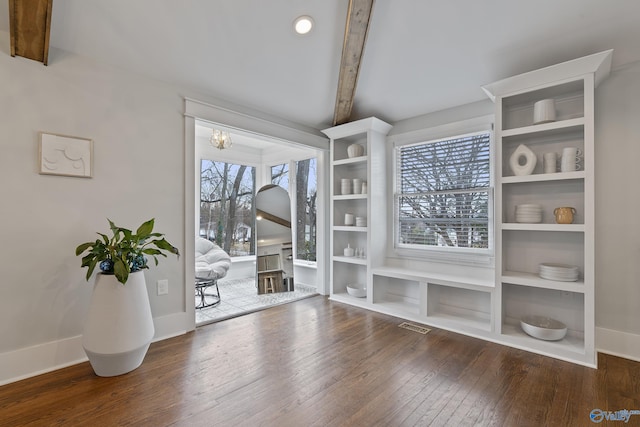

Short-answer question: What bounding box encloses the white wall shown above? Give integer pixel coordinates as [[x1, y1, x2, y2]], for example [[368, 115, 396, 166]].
[[0, 38, 190, 382], [594, 60, 640, 355]]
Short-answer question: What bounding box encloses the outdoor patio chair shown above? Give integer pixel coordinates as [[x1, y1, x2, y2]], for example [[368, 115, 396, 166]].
[[195, 237, 231, 309]]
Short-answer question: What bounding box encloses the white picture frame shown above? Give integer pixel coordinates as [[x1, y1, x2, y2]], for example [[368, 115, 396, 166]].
[[39, 132, 93, 178]]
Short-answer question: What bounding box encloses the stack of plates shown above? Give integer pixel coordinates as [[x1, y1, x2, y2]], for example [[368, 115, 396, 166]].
[[515, 204, 542, 223], [539, 263, 579, 281]]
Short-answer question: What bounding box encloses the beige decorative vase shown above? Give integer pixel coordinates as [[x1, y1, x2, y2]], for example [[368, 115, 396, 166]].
[[554, 207, 576, 224]]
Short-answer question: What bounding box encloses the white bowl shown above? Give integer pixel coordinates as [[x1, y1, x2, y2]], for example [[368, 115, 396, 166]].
[[520, 315, 567, 341], [346, 283, 366, 298]]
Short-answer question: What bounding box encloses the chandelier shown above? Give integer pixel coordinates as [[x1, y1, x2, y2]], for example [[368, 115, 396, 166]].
[[210, 129, 232, 150]]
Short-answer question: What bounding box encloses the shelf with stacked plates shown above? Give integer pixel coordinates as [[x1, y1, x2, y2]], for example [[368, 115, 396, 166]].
[[482, 50, 612, 366], [322, 117, 392, 306]]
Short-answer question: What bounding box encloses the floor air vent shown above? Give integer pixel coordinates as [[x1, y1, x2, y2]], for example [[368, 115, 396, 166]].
[[398, 322, 431, 334]]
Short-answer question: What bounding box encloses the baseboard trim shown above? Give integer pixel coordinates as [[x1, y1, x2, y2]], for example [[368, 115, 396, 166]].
[[0, 312, 193, 386], [153, 311, 193, 341], [0, 335, 87, 387], [596, 326, 640, 363]]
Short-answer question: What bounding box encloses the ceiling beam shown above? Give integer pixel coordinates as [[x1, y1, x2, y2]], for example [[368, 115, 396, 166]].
[[332, 0, 375, 126], [9, 0, 53, 65]]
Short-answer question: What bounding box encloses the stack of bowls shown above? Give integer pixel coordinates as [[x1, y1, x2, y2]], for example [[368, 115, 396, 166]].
[[515, 204, 542, 223], [539, 263, 579, 282]]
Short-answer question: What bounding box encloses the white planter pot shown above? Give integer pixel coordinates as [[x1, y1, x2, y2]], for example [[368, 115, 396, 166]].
[[82, 271, 154, 377]]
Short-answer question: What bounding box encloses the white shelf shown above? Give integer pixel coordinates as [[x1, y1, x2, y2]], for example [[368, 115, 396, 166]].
[[333, 156, 367, 166], [333, 194, 368, 201], [372, 266, 495, 290], [501, 223, 585, 232], [501, 117, 585, 138], [501, 271, 585, 293], [501, 171, 585, 184], [333, 226, 367, 232], [333, 256, 367, 265], [501, 323, 585, 356]]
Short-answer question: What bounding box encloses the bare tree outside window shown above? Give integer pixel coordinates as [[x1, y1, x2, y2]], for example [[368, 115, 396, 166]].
[[271, 158, 317, 261], [200, 160, 256, 256], [396, 132, 491, 251], [271, 163, 289, 190]]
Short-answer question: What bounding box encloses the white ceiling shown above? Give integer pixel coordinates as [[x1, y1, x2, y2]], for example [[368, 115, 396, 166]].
[[2, 1, 639, 130]]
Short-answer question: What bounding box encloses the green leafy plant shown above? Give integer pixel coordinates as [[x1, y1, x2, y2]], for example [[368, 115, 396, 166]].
[[76, 218, 180, 284]]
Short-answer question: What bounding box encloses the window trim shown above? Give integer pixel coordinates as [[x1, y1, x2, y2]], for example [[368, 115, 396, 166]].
[[390, 117, 495, 266]]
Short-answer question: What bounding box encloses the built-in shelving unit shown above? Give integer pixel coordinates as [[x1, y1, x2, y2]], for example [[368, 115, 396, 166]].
[[483, 49, 612, 366], [323, 117, 393, 303], [322, 51, 612, 368]]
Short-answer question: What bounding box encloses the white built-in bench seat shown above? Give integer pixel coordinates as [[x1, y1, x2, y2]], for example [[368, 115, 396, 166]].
[[371, 265, 495, 291]]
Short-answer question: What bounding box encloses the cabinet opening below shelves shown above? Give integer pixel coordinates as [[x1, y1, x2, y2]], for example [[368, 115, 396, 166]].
[[427, 284, 491, 330], [502, 283, 584, 344], [332, 262, 367, 295], [372, 276, 421, 315]]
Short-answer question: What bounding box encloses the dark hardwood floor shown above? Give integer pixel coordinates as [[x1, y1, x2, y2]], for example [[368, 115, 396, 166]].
[[1, 296, 639, 426]]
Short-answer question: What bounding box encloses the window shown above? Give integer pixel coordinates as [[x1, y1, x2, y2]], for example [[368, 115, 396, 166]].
[[270, 163, 289, 190], [395, 131, 492, 254], [271, 158, 317, 261], [200, 160, 256, 257]]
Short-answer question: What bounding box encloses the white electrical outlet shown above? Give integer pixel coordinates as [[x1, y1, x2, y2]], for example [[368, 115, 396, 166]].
[[157, 279, 169, 296]]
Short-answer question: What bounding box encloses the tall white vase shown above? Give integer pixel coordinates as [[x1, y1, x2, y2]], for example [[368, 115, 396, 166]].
[[82, 271, 154, 377]]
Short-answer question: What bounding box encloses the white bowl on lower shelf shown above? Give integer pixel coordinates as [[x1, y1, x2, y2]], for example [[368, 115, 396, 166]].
[[520, 315, 567, 341], [346, 283, 366, 298]]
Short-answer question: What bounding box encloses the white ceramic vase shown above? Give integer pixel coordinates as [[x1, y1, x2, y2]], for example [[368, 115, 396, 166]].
[[347, 143, 364, 158], [82, 271, 154, 377], [509, 144, 537, 176]]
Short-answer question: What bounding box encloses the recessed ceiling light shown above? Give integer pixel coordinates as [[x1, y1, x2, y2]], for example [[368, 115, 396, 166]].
[[294, 15, 314, 35]]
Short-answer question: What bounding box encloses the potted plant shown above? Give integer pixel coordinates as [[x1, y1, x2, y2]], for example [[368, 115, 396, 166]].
[[75, 218, 179, 377]]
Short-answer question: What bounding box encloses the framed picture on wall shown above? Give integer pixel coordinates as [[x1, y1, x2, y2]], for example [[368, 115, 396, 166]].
[[39, 132, 93, 178]]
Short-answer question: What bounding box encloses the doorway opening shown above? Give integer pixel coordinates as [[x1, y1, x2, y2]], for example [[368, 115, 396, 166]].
[[194, 120, 322, 325]]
